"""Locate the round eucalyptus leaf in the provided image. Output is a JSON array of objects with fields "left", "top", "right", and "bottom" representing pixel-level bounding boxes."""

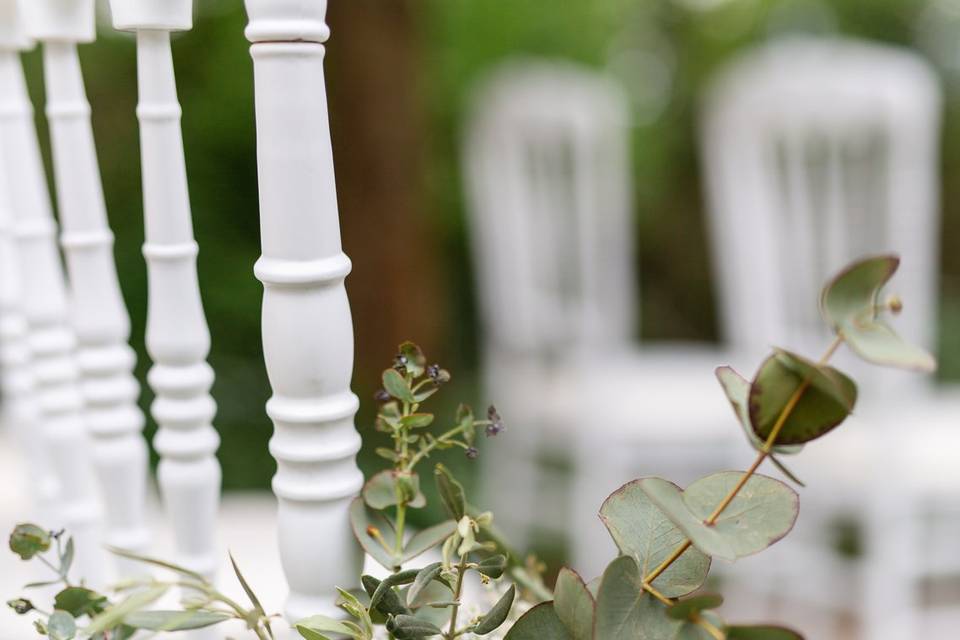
[
  {"left": 362, "top": 470, "right": 426, "bottom": 510},
  {"left": 503, "top": 602, "right": 571, "bottom": 640},
  {"left": 726, "top": 624, "right": 805, "bottom": 639},
  {"left": 599, "top": 481, "right": 711, "bottom": 596},
  {"left": 348, "top": 497, "right": 399, "bottom": 571},
  {"left": 53, "top": 587, "right": 108, "bottom": 618},
  {"left": 640, "top": 473, "right": 798, "bottom": 561},
  {"left": 666, "top": 593, "right": 723, "bottom": 620},
  {"left": 9, "top": 523, "right": 51, "bottom": 560},
  {"left": 820, "top": 255, "right": 935, "bottom": 372},
  {"left": 749, "top": 349, "right": 856, "bottom": 445},
  {"left": 715, "top": 367, "right": 803, "bottom": 456},
  {"left": 554, "top": 568, "right": 595, "bottom": 640},
  {"left": 594, "top": 556, "right": 681, "bottom": 640},
  {"left": 47, "top": 611, "right": 76, "bottom": 640}
]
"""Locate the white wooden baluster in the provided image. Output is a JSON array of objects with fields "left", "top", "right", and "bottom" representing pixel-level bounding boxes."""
[
  {"left": 2, "top": 0, "right": 103, "bottom": 582},
  {"left": 23, "top": 0, "right": 150, "bottom": 576},
  {"left": 106, "top": 0, "right": 222, "bottom": 580},
  {"left": 244, "top": 0, "right": 364, "bottom": 620}
]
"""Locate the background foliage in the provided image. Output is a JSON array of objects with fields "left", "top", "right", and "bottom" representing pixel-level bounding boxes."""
[{"left": 19, "top": 0, "right": 960, "bottom": 494}]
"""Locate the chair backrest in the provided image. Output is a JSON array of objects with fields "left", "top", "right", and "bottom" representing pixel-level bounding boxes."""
[
  {"left": 463, "top": 60, "right": 635, "bottom": 359},
  {"left": 701, "top": 37, "right": 942, "bottom": 378}
]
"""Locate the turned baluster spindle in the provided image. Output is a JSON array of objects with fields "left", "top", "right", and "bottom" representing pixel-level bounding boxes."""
[
  {"left": 25, "top": 0, "right": 150, "bottom": 575},
  {"left": 3, "top": 0, "right": 103, "bottom": 581},
  {"left": 108, "top": 0, "right": 222, "bottom": 580},
  {"left": 244, "top": 0, "right": 364, "bottom": 620}
]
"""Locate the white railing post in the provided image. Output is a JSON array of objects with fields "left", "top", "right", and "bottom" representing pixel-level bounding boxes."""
[
  {"left": 21, "top": 0, "right": 150, "bottom": 577},
  {"left": 108, "top": 0, "right": 222, "bottom": 580},
  {"left": 2, "top": 0, "right": 103, "bottom": 581},
  {"left": 244, "top": 0, "right": 364, "bottom": 620}
]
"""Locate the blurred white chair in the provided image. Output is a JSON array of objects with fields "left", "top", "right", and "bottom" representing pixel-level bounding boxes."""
[
  {"left": 463, "top": 60, "right": 738, "bottom": 579},
  {"left": 700, "top": 36, "right": 948, "bottom": 637}
]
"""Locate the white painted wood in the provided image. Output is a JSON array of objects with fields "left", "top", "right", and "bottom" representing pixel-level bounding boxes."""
[
  {"left": 244, "top": 0, "right": 364, "bottom": 621},
  {"left": 1, "top": 0, "right": 103, "bottom": 584},
  {"left": 701, "top": 36, "right": 941, "bottom": 394},
  {"left": 32, "top": 12, "right": 150, "bottom": 575},
  {"left": 105, "top": 0, "right": 221, "bottom": 581},
  {"left": 462, "top": 61, "right": 737, "bottom": 574}
]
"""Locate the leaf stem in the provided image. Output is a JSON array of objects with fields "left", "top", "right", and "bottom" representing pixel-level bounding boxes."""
[
  {"left": 642, "top": 336, "right": 844, "bottom": 588},
  {"left": 445, "top": 555, "right": 469, "bottom": 640},
  {"left": 406, "top": 423, "right": 469, "bottom": 471},
  {"left": 692, "top": 613, "right": 726, "bottom": 640}
]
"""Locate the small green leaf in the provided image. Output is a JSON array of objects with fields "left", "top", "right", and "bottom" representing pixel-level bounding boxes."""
[
  {"left": 503, "top": 602, "right": 571, "bottom": 640},
  {"left": 47, "top": 611, "right": 76, "bottom": 640},
  {"left": 124, "top": 610, "right": 232, "bottom": 631},
  {"left": 594, "top": 556, "right": 680, "bottom": 640},
  {"left": 9, "top": 524, "right": 51, "bottom": 560},
  {"left": 749, "top": 349, "right": 856, "bottom": 445},
  {"left": 402, "top": 520, "right": 458, "bottom": 564},
  {"left": 398, "top": 342, "right": 427, "bottom": 377},
  {"left": 553, "top": 568, "right": 594, "bottom": 640},
  {"left": 640, "top": 473, "right": 799, "bottom": 561},
  {"left": 59, "top": 537, "right": 75, "bottom": 577},
  {"left": 434, "top": 464, "right": 466, "bottom": 521},
  {"left": 376, "top": 447, "right": 399, "bottom": 462},
  {"left": 599, "top": 481, "right": 711, "bottom": 597},
  {"left": 407, "top": 563, "right": 443, "bottom": 607},
  {"left": 363, "top": 574, "right": 412, "bottom": 618},
  {"left": 385, "top": 613, "right": 443, "bottom": 638},
  {"left": 726, "top": 625, "right": 805, "bottom": 639},
  {"left": 53, "top": 587, "right": 108, "bottom": 618},
  {"left": 84, "top": 586, "right": 168, "bottom": 635},
  {"left": 456, "top": 404, "right": 476, "bottom": 445},
  {"left": 229, "top": 552, "right": 269, "bottom": 637},
  {"left": 716, "top": 366, "right": 803, "bottom": 456},
  {"left": 473, "top": 584, "right": 515, "bottom": 635},
  {"left": 383, "top": 368, "right": 415, "bottom": 403},
  {"left": 363, "top": 471, "right": 426, "bottom": 510},
  {"left": 348, "top": 497, "right": 399, "bottom": 571},
  {"left": 476, "top": 554, "right": 508, "bottom": 579},
  {"left": 401, "top": 413, "right": 435, "bottom": 429},
  {"left": 666, "top": 593, "right": 724, "bottom": 620},
  {"left": 106, "top": 546, "right": 208, "bottom": 583},
  {"left": 821, "top": 255, "right": 935, "bottom": 372},
  {"left": 295, "top": 614, "right": 357, "bottom": 640}
]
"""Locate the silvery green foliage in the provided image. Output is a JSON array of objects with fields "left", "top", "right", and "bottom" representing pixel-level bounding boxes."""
[
  {"left": 6, "top": 525, "right": 275, "bottom": 639},
  {"left": 8, "top": 256, "right": 933, "bottom": 640}
]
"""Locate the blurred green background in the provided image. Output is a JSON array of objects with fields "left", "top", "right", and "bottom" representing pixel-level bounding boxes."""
[{"left": 19, "top": 0, "right": 960, "bottom": 499}]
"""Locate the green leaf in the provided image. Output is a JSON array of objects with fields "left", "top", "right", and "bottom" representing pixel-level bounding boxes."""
[
  {"left": 749, "top": 349, "right": 856, "bottom": 445},
  {"left": 599, "top": 481, "right": 711, "bottom": 596},
  {"left": 456, "top": 404, "right": 476, "bottom": 445},
  {"left": 553, "top": 568, "right": 594, "bottom": 640},
  {"left": 666, "top": 594, "right": 724, "bottom": 620},
  {"left": 383, "top": 369, "right": 415, "bottom": 403},
  {"left": 84, "top": 586, "right": 168, "bottom": 635},
  {"left": 726, "top": 625, "right": 805, "bottom": 639},
  {"left": 402, "top": 520, "right": 458, "bottom": 564},
  {"left": 9, "top": 524, "right": 51, "bottom": 560},
  {"left": 504, "top": 602, "right": 572, "bottom": 640},
  {"left": 407, "top": 580, "right": 454, "bottom": 628},
  {"left": 106, "top": 546, "right": 208, "bottom": 583},
  {"left": 434, "top": 464, "right": 466, "bottom": 521},
  {"left": 362, "top": 575, "right": 411, "bottom": 618},
  {"left": 60, "top": 537, "right": 74, "bottom": 577},
  {"left": 821, "top": 255, "right": 935, "bottom": 372},
  {"left": 476, "top": 554, "right": 508, "bottom": 579},
  {"left": 124, "top": 610, "right": 232, "bottom": 631},
  {"left": 363, "top": 471, "right": 426, "bottom": 510},
  {"left": 639, "top": 473, "right": 799, "bottom": 561},
  {"left": 376, "top": 447, "right": 399, "bottom": 462},
  {"left": 401, "top": 414, "right": 435, "bottom": 429},
  {"left": 594, "top": 556, "right": 680, "bottom": 640},
  {"left": 473, "top": 584, "right": 515, "bottom": 635},
  {"left": 407, "top": 563, "right": 443, "bottom": 607},
  {"left": 715, "top": 366, "right": 803, "bottom": 456},
  {"left": 398, "top": 342, "right": 427, "bottom": 377},
  {"left": 349, "top": 497, "right": 399, "bottom": 571},
  {"left": 296, "top": 614, "right": 358, "bottom": 640},
  {"left": 47, "top": 611, "right": 76, "bottom": 640},
  {"left": 368, "top": 570, "right": 418, "bottom": 612},
  {"left": 53, "top": 587, "right": 108, "bottom": 618},
  {"left": 229, "top": 552, "right": 271, "bottom": 639},
  {"left": 385, "top": 613, "right": 443, "bottom": 638}
]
